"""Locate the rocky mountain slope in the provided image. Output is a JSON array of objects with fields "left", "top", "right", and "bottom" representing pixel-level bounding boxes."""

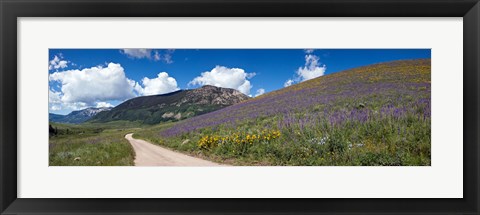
[
  {"left": 89, "top": 85, "right": 249, "bottom": 124},
  {"left": 49, "top": 107, "right": 112, "bottom": 124}
]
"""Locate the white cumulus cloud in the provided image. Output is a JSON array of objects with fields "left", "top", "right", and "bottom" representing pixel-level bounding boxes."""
[
  {"left": 65, "top": 102, "right": 88, "bottom": 111},
  {"left": 189, "top": 66, "right": 254, "bottom": 95},
  {"left": 49, "top": 63, "right": 137, "bottom": 106},
  {"left": 96, "top": 102, "right": 114, "bottom": 108},
  {"left": 121, "top": 49, "right": 174, "bottom": 64},
  {"left": 161, "top": 49, "right": 175, "bottom": 64},
  {"left": 49, "top": 89, "right": 62, "bottom": 104},
  {"left": 50, "top": 105, "right": 61, "bottom": 111},
  {"left": 139, "top": 72, "right": 179, "bottom": 96},
  {"left": 284, "top": 79, "right": 294, "bottom": 87},
  {"left": 254, "top": 88, "right": 265, "bottom": 97},
  {"left": 283, "top": 54, "right": 326, "bottom": 87},
  {"left": 121, "top": 49, "right": 152, "bottom": 59},
  {"left": 49, "top": 55, "right": 69, "bottom": 70},
  {"left": 49, "top": 62, "right": 182, "bottom": 113},
  {"left": 49, "top": 89, "right": 63, "bottom": 111},
  {"left": 304, "top": 49, "right": 315, "bottom": 54},
  {"left": 153, "top": 51, "right": 161, "bottom": 61},
  {"left": 297, "top": 54, "right": 326, "bottom": 81}
]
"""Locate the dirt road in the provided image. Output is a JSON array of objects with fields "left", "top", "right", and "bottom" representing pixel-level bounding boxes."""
[{"left": 125, "top": 133, "right": 221, "bottom": 166}]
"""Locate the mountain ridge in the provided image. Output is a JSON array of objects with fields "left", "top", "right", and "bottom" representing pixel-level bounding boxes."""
[
  {"left": 49, "top": 107, "right": 112, "bottom": 124},
  {"left": 89, "top": 85, "right": 249, "bottom": 124}
]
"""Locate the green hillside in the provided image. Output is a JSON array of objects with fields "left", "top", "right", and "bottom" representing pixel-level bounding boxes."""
[
  {"left": 89, "top": 85, "right": 249, "bottom": 124},
  {"left": 134, "top": 59, "right": 431, "bottom": 166}
]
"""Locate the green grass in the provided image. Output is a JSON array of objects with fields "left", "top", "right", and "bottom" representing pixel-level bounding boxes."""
[
  {"left": 49, "top": 121, "right": 142, "bottom": 166},
  {"left": 133, "top": 115, "right": 430, "bottom": 166}
]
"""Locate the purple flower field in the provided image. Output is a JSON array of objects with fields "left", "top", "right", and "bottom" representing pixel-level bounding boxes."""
[
  {"left": 162, "top": 60, "right": 430, "bottom": 135},
  {"left": 136, "top": 59, "right": 431, "bottom": 166}
]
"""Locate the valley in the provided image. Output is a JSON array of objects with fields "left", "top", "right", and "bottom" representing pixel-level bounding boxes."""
[{"left": 49, "top": 59, "right": 431, "bottom": 166}]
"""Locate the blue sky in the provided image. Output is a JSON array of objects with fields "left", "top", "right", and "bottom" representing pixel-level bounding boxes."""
[{"left": 48, "top": 49, "right": 430, "bottom": 115}]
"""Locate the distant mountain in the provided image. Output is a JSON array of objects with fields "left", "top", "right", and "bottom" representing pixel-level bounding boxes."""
[
  {"left": 49, "top": 107, "right": 112, "bottom": 124},
  {"left": 49, "top": 113, "right": 66, "bottom": 122},
  {"left": 89, "top": 85, "right": 249, "bottom": 124}
]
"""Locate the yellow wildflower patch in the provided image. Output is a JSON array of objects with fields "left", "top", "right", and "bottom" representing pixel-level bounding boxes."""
[{"left": 197, "top": 129, "right": 281, "bottom": 149}]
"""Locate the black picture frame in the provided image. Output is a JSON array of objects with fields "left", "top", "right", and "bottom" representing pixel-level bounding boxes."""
[{"left": 1, "top": 0, "right": 479, "bottom": 214}]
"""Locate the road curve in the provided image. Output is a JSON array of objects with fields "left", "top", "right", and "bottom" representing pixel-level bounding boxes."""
[{"left": 125, "top": 133, "right": 222, "bottom": 166}]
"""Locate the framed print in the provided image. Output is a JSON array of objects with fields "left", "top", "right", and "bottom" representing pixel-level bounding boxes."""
[{"left": 1, "top": 0, "right": 479, "bottom": 214}]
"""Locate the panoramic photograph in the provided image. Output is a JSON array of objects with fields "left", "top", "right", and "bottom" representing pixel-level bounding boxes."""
[{"left": 48, "top": 49, "right": 431, "bottom": 166}]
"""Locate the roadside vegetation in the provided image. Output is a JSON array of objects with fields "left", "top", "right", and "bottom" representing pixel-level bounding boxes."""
[{"left": 49, "top": 121, "right": 142, "bottom": 166}]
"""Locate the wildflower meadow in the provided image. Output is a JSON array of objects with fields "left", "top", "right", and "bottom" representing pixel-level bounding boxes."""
[{"left": 134, "top": 59, "right": 431, "bottom": 166}]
